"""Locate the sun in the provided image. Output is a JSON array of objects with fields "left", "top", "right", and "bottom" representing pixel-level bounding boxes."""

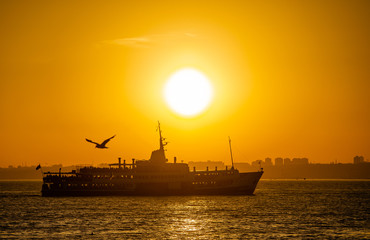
[{"left": 164, "top": 68, "right": 214, "bottom": 117}]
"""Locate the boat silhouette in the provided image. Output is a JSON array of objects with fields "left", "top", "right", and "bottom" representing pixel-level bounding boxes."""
[{"left": 41, "top": 122, "right": 263, "bottom": 196}]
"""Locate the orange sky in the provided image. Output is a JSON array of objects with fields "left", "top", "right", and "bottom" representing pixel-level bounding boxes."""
[{"left": 0, "top": 0, "right": 369, "bottom": 167}]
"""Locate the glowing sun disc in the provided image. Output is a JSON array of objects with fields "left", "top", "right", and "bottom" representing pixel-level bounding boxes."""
[{"left": 164, "top": 68, "right": 213, "bottom": 117}]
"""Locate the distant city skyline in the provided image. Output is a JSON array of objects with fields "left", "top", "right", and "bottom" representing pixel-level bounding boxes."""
[{"left": 4, "top": 155, "right": 367, "bottom": 169}]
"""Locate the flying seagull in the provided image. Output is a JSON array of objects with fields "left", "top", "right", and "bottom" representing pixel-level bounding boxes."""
[{"left": 86, "top": 135, "right": 115, "bottom": 149}]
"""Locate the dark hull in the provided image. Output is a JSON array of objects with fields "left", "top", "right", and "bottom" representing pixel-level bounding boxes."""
[{"left": 42, "top": 172, "right": 263, "bottom": 197}]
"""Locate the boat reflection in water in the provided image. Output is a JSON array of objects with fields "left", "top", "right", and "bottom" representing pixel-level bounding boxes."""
[{"left": 41, "top": 122, "right": 263, "bottom": 197}]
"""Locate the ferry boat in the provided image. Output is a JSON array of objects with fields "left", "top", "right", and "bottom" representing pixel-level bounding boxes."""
[{"left": 41, "top": 123, "right": 263, "bottom": 196}]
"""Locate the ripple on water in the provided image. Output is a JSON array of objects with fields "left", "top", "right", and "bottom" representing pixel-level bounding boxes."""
[{"left": 0, "top": 180, "right": 369, "bottom": 239}]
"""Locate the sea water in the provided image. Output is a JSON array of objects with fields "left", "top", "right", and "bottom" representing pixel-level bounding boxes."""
[{"left": 0, "top": 180, "right": 369, "bottom": 239}]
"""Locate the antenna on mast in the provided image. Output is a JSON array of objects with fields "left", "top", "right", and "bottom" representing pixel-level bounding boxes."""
[
  {"left": 150, "top": 121, "right": 168, "bottom": 164},
  {"left": 158, "top": 121, "right": 163, "bottom": 150},
  {"left": 157, "top": 121, "right": 167, "bottom": 150},
  {"left": 228, "top": 136, "right": 234, "bottom": 170}
]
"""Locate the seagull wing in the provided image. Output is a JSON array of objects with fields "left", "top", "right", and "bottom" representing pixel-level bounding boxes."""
[
  {"left": 86, "top": 138, "right": 99, "bottom": 145},
  {"left": 101, "top": 135, "right": 115, "bottom": 146}
]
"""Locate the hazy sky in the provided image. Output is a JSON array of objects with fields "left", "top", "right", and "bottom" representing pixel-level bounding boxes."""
[{"left": 0, "top": 0, "right": 369, "bottom": 167}]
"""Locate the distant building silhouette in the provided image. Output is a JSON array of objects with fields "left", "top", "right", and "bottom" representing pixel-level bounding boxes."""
[
  {"left": 291, "top": 158, "right": 309, "bottom": 165},
  {"left": 265, "top": 158, "right": 273, "bottom": 166},
  {"left": 275, "top": 158, "right": 284, "bottom": 166},
  {"left": 251, "top": 160, "right": 263, "bottom": 168},
  {"left": 234, "top": 162, "right": 251, "bottom": 170},
  {"left": 284, "top": 158, "right": 291, "bottom": 166},
  {"left": 354, "top": 156, "right": 365, "bottom": 164}
]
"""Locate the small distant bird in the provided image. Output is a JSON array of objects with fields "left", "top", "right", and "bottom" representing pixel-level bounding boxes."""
[{"left": 86, "top": 135, "right": 115, "bottom": 149}]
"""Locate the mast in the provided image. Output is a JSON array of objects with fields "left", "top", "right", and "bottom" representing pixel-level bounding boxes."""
[
  {"left": 228, "top": 136, "right": 234, "bottom": 170},
  {"left": 149, "top": 121, "right": 168, "bottom": 163},
  {"left": 158, "top": 121, "right": 165, "bottom": 150}
]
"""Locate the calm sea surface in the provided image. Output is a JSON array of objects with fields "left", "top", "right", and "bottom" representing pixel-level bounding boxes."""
[{"left": 0, "top": 180, "right": 369, "bottom": 239}]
